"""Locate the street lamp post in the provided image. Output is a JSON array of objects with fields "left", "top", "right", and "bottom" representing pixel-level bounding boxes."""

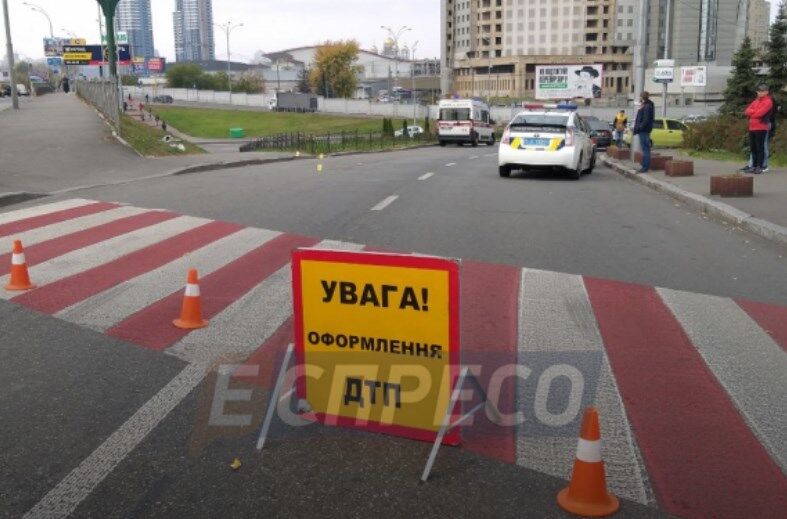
[
  {"left": 23, "top": 2, "right": 53, "bottom": 38},
  {"left": 380, "top": 25, "right": 411, "bottom": 97},
  {"left": 481, "top": 37, "right": 492, "bottom": 103},
  {"left": 2, "top": 0, "right": 18, "bottom": 109},
  {"left": 411, "top": 40, "right": 419, "bottom": 125},
  {"left": 214, "top": 21, "right": 243, "bottom": 100}
]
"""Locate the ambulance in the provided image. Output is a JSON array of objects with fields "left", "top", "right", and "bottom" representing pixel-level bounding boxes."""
[{"left": 437, "top": 98, "right": 495, "bottom": 147}]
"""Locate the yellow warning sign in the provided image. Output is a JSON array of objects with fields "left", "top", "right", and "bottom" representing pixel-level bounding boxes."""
[{"left": 292, "top": 249, "right": 460, "bottom": 443}]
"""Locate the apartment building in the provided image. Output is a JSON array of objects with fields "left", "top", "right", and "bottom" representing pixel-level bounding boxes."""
[
  {"left": 174, "top": 0, "right": 215, "bottom": 62},
  {"left": 444, "top": 0, "right": 633, "bottom": 100},
  {"left": 115, "top": 0, "right": 155, "bottom": 59},
  {"left": 747, "top": 0, "right": 771, "bottom": 52}
]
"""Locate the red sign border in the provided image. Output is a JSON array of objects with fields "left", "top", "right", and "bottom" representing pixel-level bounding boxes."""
[{"left": 291, "top": 248, "right": 461, "bottom": 444}]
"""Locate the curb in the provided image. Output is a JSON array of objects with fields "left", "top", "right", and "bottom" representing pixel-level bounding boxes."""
[
  {"left": 0, "top": 192, "right": 47, "bottom": 208},
  {"left": 600, "top": 155, "right": 787, "bottom": 248}
]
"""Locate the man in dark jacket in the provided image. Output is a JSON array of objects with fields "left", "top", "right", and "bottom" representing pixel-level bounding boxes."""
[{"left": 632, "top": 91, "right": 655, "bottom": 173}]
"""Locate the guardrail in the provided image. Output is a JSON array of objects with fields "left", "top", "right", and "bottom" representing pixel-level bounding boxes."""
[
  {"left": 76, "top": 80, "right": 121, "bottom": 130},
  {"left": 240, "top": 131, "right": 435, "bottom": 154}
]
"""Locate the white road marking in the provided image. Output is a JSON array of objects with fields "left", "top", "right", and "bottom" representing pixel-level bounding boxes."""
[
  {"left": 469, "top": 156, "right": 479, "bottom": 160},
  {"left": 418, "top": 172, "right": 435, "bottom": 181},
  {"left": 0, "top": 216, "right": 210, "bottom": 298},
  {"left": 57, "top": 228, "right": 281, "bottom": 331},
  {"left": 0, "top": 206, "right": 150, "bottom": 253},
  {"left": 23, "top": 362, "right": 207, "bottom": 519},
  {"left": 445, "top": 162, "right": 456, "bottom": 167},
  {"left": 0, "top": 198, "right": 96, "bottom": 226},
  {"left": 658, "top": 288, "right": 787, "bottom": 472},
  {"left": 370, "top": 195, "right": 399, "bottom": 211},
  {"left": 25, "top": 238, "right": 364, "bottom": 519},
  {"left": 516, "top": 268, "right": 653, "bottom": 505}
]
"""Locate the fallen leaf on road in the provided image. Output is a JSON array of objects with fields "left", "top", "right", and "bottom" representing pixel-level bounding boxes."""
[{"left": 230, "top": 458, "right": 242, "bottom": 470}]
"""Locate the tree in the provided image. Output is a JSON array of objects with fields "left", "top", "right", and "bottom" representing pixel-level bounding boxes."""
[
  {"left": 720, "top": 37, "right": 758, "bottom": 116},
  {"left": 166, "top": 63, "right": 204, "bottom": 88},
  {"left": 235, "top": 71, "right": 266, "bottom": 94},
  {"left": 120, "top": 75, "right": 139, "bottom": 86},
  {"left": 297, "top": 67, "right": 312, "bottom": 93},
  {"left": 764, "top": 2, "right": 787, "bottom": 99},
  {"left": 309, "top": 40, "right": 363, "bottom": 98}
]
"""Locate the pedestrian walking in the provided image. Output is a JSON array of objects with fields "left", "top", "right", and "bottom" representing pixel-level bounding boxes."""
[
  {"left": 145, "top": 93, "right": 150, "bottom": 104},
  {"left": 632, "top": 91, "right": 655, "bottom": 173},
  {"left": 60, "top": 76, "right": 70, "bottom": 94},
  {"left": 743, "top": 84, "right": 774, "bottom": 175},
  {"left": 613, "top": 110, "right": 627, "bottom": 148}
]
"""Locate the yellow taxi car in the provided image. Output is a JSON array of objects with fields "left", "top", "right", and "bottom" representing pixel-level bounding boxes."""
[{"left": 624, "top": 118, "right": 688, "bottom": 148}]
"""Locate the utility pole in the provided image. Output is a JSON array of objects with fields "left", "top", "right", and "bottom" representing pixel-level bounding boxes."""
[
  {"left": 97, "top": 4, "right": 105, "bottom": 78},
  {"left": 2, "top": 0, "right": 18, "bottom": 109},
  {"left": 662, "top": 0, "right": 672, "bottom": 117},
  {"left": 631, "top": 0, "right": 649, "bottom": 160}
]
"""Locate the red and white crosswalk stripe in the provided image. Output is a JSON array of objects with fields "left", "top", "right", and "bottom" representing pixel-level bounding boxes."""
[{"left": 3, "top": 199, "right": 785, "bottom": 519}]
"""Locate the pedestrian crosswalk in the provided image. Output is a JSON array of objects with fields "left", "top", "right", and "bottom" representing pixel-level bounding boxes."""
[{"left": 3, "top": 198, "right": 786, "bottom": 519}]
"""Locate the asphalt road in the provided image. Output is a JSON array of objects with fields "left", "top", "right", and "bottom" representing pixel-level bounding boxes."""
[
  {"left": 61, "top": 145, "right": 787, "bottom": 306},
  {"left": 4, "top": 145, "right": 785, "bottom": 518}
]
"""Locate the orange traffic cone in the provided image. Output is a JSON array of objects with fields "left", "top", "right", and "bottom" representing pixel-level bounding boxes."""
[
  {"left": 173, "top": 268, "right": 208, "bottom": 329},
  {"left": 5, "top": 240, "right": 36, "bottom": 291},
  {"left": 557, "top": 407, "right": 620, "bottom": 517}
]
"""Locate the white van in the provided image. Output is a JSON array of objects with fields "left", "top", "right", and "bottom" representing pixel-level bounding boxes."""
[
  {"left": 437, "top": 98, "right": 495, "bottom": 147},
  {"left": 16, "top": 83, "right": 29, "bottom": 96}
]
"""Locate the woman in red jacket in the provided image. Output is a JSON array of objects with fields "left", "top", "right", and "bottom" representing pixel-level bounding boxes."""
[{"left": 744, "top": 84, "right": 774, "bottom": 174}]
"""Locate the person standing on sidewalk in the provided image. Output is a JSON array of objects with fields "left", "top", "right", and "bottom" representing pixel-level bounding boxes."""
[
  {"left": 743, "top": 84, "right": 774, "bottom": 175},
  {"left": 613, "top": 110, "right": 628, "bottom": 148},
  {"left": 632, "top": 91, "right": 655, "bottom": 173},
  {"left": 743, "top": 88, "right": 778, "bottom": 173}
]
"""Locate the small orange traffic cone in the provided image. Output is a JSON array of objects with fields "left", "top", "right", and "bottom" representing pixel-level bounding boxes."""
[
  {"left": 5, "top": 240, "right": 36, "bottom": 291},
  {"left": 173, "top": 268, "right": 208, "bottom": 329},
  {"left": 557, "top": 407, "right": 620, "bottom": 517}
]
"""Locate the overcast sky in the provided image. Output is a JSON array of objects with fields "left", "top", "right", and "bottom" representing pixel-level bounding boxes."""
[{"left": 1, "top": 0, "right": 440, "bottom": 62}]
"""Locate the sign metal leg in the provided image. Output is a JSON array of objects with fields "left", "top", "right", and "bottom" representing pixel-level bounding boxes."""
[{"left": 256, "top": 343, "right": 295, "bottom": 452}]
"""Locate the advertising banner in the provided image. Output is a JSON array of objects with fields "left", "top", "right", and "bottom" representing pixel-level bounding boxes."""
[
  {"left": 680, "top": 66, "right": 708, "bottom": 87},
  {"left": 535, "top": 64, "right": 603, "bottom": 99},
  {"left": 63, "top": 45, "right": 131, "bottom": 66}
]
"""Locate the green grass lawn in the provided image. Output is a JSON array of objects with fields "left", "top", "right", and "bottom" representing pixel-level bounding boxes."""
[
  {"left": 682, "top": 148, "right": 787, "bottom": 168},
  {"left": 151, "top": 106, "right": 408, "bottom": 139},
  {"left": 120, "top": 115, "right": 205, "bottom": 157}
]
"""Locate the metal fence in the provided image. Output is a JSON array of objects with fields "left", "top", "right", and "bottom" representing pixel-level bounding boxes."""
[
  {"left": 240, "top": 130, "right": 435, "bottom": 154},
  {"left": 76, "top": 80, "right": 121, "bottom": 129}
]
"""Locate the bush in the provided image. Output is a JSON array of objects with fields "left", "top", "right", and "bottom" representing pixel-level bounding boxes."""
[{"left": 682, "top": 116, "right": 749, "bottom": 153}]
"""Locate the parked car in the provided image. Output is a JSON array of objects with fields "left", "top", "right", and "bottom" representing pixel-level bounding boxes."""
[
  {"left": 498, "top": 103, "right": 596, "bottom": 180},
  {"left": 624, "top": 118, "right": 688, "bottom": 148},
  {"left": 0, "top": 84, "right": 9, "bottom": 97},
  {"left": 681, "top": 114, "right": 708, "bottom": 124},
  {"left": 587, "top": 119, "right": 614, "bottom": 150},
  {"left": 394, "top": 125, "right": 425, "bottom": 138},
  {"left": 152, "top": 94, "right": 174, "bottom": 103},
  {"left": 16, "top": 83, "right": 29, "bottom": 96}
]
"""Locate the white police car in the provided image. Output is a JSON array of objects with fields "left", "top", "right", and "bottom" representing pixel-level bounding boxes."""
[{"left": 498, "top": 103, "right": 596, "bottom": 180}]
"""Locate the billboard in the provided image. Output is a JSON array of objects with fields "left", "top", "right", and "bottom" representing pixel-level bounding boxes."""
[
  {"left": 63, "top": 45, "right": 131, "bottom": 66},
  {"left": 680, "top": 66, "right": 708, "bottom": 87},
  {"left": 535, "top": 64, "right": 603, "bottom": 100},
  {"left": 147, "top": 57, "right": 165, "bottom": 72}
]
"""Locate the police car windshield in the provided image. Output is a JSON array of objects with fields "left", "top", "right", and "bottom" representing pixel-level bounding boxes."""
[
  {"left": 509, "top": 114, "right": 568, "bottom": 132},
  {"left": 440, "top": 108, "right": 471, "bottom": 121}
]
